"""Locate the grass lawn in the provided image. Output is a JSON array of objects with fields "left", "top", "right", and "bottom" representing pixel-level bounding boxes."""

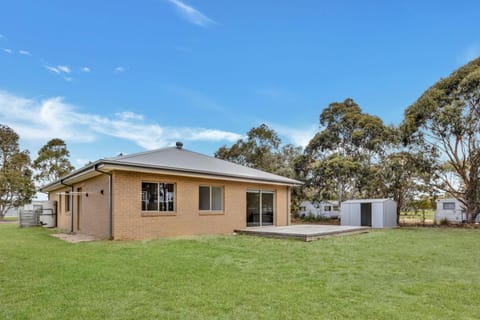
[
  {"left": 1, "top": 216, "right": 18, "bottom": 221},
  {"left": 1, "top": 225, "right": 479, "bottom": 319}
]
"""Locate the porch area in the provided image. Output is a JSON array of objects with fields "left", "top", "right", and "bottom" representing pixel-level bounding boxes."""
[{"left": 235, "top": 224, "right": 369, "bottom": 242}]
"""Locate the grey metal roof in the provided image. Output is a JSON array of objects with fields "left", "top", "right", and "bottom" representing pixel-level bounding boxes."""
[
  {"left": 342, "top": 199, "right": 395, "bottom": 204},
  {"left": 40, "top": 146, "right": 303, "bottom": 191},
  {"left": 104, "top": 146, "right": 302, "bottom": 185}
]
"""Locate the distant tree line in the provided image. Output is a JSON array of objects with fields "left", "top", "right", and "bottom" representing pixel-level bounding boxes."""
[{"left": 216, "top": 57, "right": 480, "bottom": 222}]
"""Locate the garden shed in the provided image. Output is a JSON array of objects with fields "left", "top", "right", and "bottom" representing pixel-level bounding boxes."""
[{"left": 341, "top": 199, "right": 397, "bottom": 228}]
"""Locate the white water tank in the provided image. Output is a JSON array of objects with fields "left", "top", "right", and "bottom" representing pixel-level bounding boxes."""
[{"left": 38, "top": 201, "right": 57, "bottom": 228}]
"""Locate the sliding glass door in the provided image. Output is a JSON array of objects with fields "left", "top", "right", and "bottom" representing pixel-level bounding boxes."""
[{"left": 246, "top": 190, "right": 274, "bottom": 227}]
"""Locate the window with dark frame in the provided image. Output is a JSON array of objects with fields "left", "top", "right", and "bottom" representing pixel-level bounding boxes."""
[
  {"left": 443, "top": 202, "right": 455, "bottom": 210},
  {"left": 65, "top": 192, "right": 70, "bottom": 212},
  {"left": 199, "top": 186, "right": 224, "bottom": 211},
  {"left": 142, "top": 182, "right": 175, "bottom": 212}
]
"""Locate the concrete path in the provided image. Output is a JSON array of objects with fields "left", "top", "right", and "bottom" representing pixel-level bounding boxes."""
[{"left": 52, "top": 233, "right": 98, "bottom": 243}]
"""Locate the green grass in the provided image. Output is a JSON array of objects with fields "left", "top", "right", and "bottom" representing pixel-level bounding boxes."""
[
  {"left": 1, "top": 216, "right": 18, "bottom": 221},
  {"left": 1, "top": 225, "right": 479, "bottom": 319}
]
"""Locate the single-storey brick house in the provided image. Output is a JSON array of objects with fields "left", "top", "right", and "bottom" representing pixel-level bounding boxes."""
[{"left": 40, "top": 143, "right": 302, "bottom": 240}]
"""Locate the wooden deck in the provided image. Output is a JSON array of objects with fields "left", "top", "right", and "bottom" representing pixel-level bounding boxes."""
[{"left": 235, "top": 224, "right": 369, "bottom": 242}]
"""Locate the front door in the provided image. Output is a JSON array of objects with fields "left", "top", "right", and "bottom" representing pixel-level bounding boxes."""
[{"left": 246, "top": 190, "right": 274, "bottom": 227}]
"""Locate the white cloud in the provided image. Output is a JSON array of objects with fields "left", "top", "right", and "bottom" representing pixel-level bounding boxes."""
[
  {"left": 57, "top": 65, "right": 71, "bottom": 73},
  {"left": 166, "top": 0, "right": 217, "bottom": 28},
  {"left": 0, "top": 90, "right": 242, "bottom": 150},
  {"left": 114, "top": 66, "right": 126, "bottom": 73},
  {"left": 18, "top": 50, "right": 31, "bottom": 56},
  {"left": 76, "top": 158, "right": 92, "bottom": 167},
  {"left": 2, "top": 48, "right": 12, "bottom": 54},
  {"left": 44, "top": 65, "right": 73, "bottom": 81},
  {"left": 269, "top": 123, "right": 317, "bottom": 148},
  {"left": 0, "top": 91, "right": 94, "bottom": 142},
  {"left": 44, "top": 65, "right": 61, "bottom": 74},
  {"left": 44, "top": 65, "right": 71, "bottom": 74},
  {"left": 81, "top": 67, "right": 90, "bottom": 73},
  {"left": 115, "top": 111, "right": 144, "bottom": 121}
]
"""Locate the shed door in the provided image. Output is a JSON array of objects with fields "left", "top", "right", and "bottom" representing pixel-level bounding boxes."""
[{"left": 361, "top": 203, "right": 372, "bottom": 227}]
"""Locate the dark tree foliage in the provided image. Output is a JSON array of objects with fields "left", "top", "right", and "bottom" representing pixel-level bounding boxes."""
[
  {"left": 33, "top": 138, "right": 74, "bottom": 185},
  {"left": 304, "top": 98, "right": 393, "bottom": 203},
  {"left": 0, "top": 125, "right": 35, "bottom": 218},
  {"left": 215, "top": 124, "right": 301, "bottom": 177},
  {"left": 402, "top": 57, "right": 480, "bottom": 221}
]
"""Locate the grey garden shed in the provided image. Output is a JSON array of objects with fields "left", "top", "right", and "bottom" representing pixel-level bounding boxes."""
[{"left": 341, "top": 199, "right": 397, "bottom": 228}]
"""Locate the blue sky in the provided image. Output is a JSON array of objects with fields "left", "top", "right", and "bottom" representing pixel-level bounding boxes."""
[{"left": 1, "top": 0, "right": 479, "bottom": 168}]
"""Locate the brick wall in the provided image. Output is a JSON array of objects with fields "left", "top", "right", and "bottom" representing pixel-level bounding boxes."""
[
  {"left": 48, "top": 174, "right": 110, "bottom": 239},
  {"left": 112, "top": 171, "right": 290, "bottom": 240}
]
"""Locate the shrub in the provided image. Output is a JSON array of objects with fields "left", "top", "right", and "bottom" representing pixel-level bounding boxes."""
[{"left": 439, "top": 218, "right": 450, "bottom": 226}]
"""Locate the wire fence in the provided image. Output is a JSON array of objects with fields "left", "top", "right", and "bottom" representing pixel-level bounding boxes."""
[{"left": 399, "top": 211, "right": 435, "bottom": 226}]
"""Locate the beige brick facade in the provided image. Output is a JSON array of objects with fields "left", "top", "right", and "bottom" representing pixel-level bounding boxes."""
[
  {"left": 49, "top": 170, "right": 291, "bottom": 240},
  {"left": 49, "top": 174, "right": 110, "bottom": 239}
]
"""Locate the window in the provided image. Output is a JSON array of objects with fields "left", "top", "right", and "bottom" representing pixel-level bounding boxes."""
[
  {"left": 324, "top": 205, "right": 332, "bottom": 212},
  {"left": 199, "top": 186, "right": 224, "bottom": 211},
  {"left": 65, "top": 192, "right": 70, "bottom": 212},
  {"left": 443, "top": 202, "right": 455, "bottom": 210},
  {"left": 142, "top": 182, "right": 175, "bottom": 212}
]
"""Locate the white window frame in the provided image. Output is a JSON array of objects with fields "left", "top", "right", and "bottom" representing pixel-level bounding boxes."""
[{"left": 199, "top": 185, "right": 224, "bottom": 212}]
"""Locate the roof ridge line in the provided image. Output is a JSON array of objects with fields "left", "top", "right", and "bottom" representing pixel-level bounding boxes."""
[{"left": 109, "top": 146, "right": 177, "bottom": 160}]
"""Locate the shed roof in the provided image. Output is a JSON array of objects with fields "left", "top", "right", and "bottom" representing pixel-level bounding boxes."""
[
  {"left": 342, "top": 198, "right": 395, "bottom": 204},
  {"left": 41, "top": 146, "right": 303, "bottom": 192}
]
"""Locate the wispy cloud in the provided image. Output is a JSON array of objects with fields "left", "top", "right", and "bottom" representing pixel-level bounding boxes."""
[
  {"left": 44, "top": 65, "right": 73, "bottom": 81},
  {"left": 0, "top": 91, "right": 94, "bottom": 142},
  {"left": 115, "top": 111, "right": 144, "bottom": 121},
  {"left": 81, "top": 67, "right": 90, "bottom": 73},
  {"left": 2, "top": 48, "right": 12, "bottom": 54},
  {"left": 268, "top": 122, "right": 317, "bottom": 148},
  {"left": 18, "top": 50, "right": 31, "bottom": 56},
  {"left": 44, "top": 65, "right": 61, "bottom": 74},
  {"left": 166, "top": 0, "right": 217, "bottom": 28},
  {"left": 114, "top": 66, "right": 126, "bottom": 73},
  {"left": 76, "top": 158, "right": 92, "bottom": 167},
  {"left": 458, "top": 43, "right": 480, "bottom": 64},
  {"left": 57, "top": 65, "right": 71, "bottom": 73},
  {"left": 0, "top": 90, "right": 242, "bottom": 150},
  {"left": 44, "top": 65, "right": 71, "bottom": 74}
]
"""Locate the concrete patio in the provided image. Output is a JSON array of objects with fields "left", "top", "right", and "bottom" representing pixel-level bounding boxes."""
[{"left": 235, "top": 224, "right": 369, "bottom": 242}]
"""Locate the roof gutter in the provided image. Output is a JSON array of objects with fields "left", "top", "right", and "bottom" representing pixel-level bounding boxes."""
[
  {"left": 94, "top": 164, "right": 113, "bottom": 240},
  {"left": 40, "top": 161, "right": 102, "bottom": 192},
  {"left": 98, "top": 162, "right": 304, "bottom": 187},
  {"left": 60, "top": 179, "right": 74, "bottom": 233}
]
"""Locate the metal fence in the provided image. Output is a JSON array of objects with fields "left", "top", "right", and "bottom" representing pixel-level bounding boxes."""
[{"left": 18, "top": 206, "right": 42, "bottom": 228}]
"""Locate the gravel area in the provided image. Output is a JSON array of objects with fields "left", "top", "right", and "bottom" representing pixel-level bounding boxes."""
[{"left": 52, "top": 233, "right": 98, "bottom": 243}]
